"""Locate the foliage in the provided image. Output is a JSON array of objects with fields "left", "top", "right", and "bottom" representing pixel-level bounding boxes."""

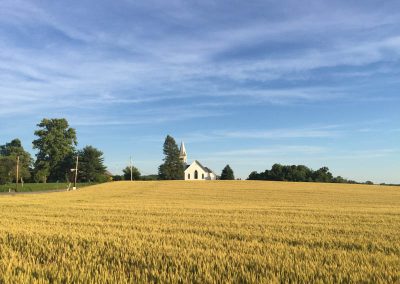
[
  {"left": 0, "top": 139, "right": 32, "bottom": 184},
  {"left": 0, "top": 181, "right": 399, "bottom": 282},
  {"left": 0, "top": 182, "right": 95, "bottom": 193},
  {"left": 122, "top": 166, "right": 141, "bottom": 180},
  {"left": 0, "top": 156, "right": 15, "bottom": 184},
  {"left": 112, "top": 175, "right": 124, "bottom": 181},
  {"left": 220, "top": 164, "right": 235, "bottom": 180},
  {"left": 158, "top": 135, "right": 184, "bottom": 180},
  {"left": 34, "top": 167, "right": 50, "bottom": 183},
  {"left": 78, "top": 146, "right": 107, "bottom": 182},
  {"left": 248, "top": 163, "right": 358, "bottom": 183},
  {"left": 33, "top": 118, "right": 77, "bottom": 182},
  {"left": 140, "top": 174, "right": 159, "bottom": 181}
]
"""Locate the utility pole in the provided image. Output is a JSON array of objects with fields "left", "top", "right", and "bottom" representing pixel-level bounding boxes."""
[
  {"left": 16, "top": 156, "right": 19, "bottom": 192},
  {"left": 73, "top": 155, "right": 79, "bottom": 190},
  {"left": 130, "top": 156, "right": 133, "bottom": 181}
]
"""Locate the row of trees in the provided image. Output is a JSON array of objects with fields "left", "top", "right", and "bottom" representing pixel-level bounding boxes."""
[
  {"left": 0, "top": 118, "right": 108, "bottom": 185},
  {"left": 248, "top": 164, "right": 364, "bottom": 184}
]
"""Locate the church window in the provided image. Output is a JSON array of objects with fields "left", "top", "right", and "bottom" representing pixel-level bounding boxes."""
[
  {"left": 202, "top": 173, "right": 204, "bottom": 179},
  {"left": 194, "top": 170, "right": 198, "bottom": 179},
  {"left": 188, "top": 174, "right": 190, "bottom": 179}
]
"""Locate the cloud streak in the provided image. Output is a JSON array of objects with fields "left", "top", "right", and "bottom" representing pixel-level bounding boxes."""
[{"left": 1, "top": 0, "right": 400, "bottom": 121}]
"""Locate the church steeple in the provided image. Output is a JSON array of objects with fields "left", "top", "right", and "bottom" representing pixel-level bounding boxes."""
[{"left": 179, "top": 141, "right": 187, "bottom": 164}]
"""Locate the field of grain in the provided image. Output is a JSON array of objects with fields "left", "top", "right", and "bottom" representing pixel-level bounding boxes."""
[{"left": 0, "top": 181, "right": 399, "bottom": 283}]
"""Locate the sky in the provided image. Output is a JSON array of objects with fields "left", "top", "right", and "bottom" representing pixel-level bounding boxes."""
[{"left": 0, "top": 0, "right": 399, "bottom": 183}]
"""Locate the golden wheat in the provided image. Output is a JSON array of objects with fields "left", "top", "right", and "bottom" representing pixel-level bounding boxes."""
[{"left": 0, "top": 181, "right": 399, "bottom": 283}]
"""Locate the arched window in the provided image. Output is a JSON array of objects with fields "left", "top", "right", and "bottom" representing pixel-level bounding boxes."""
[
  {"left": 188, "top": 174, "right": 190, "bottom": 180},
  {"left": 202, "top": 173, "right": 205, "bottom": 179},
  {"left": 194, "top": 170, "right": 198, "bottom": 179}
]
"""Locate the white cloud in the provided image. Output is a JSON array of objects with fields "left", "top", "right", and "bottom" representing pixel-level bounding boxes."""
[
  {"left": 1, "top": 0, "right": 399, "bottom": 124},
  {"left": 215, "top": 146, "right": 327, "bottom": 157}
]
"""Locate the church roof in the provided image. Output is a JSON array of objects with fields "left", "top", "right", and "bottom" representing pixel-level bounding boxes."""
[
  {"left": 194, "top": 160, "right": 208, "bottom": 172},
  {"left": 185, "top": 160, "right": 215, "bottom": 174},
  {"left": 204, "top": 167, "right": 214, "bottom": 174}
]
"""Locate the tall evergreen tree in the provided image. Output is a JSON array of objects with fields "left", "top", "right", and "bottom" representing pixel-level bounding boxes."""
[
  {"left": 33, "top": 118, "right": 77, "bottom": 182},
  {"left": 220, "top": 165, "right": 235, "bottom": 180},
  {"left": 78, "top": 146, "right": 107, "bottom": 182},
  {"left": 158, "top": 135, "right": 184, "bottom": 180}
]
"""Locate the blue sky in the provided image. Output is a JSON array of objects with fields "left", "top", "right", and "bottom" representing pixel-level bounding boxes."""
[{"left": 0, "top": 0, "right": 399, "bottom": 183}]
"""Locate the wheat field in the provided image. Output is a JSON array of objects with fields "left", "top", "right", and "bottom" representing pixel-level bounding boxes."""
[{"left": 0, "top": 181, "right": 399, "bottom": 283}]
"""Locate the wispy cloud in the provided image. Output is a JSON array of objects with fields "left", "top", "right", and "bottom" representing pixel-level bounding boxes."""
[
  {"left": 310, "top": 149, "right": 399, "bottom": 161},
  {"left": 214, "top": 145, "right": 327, "bottom": 157},
  {"left": 1, "top": 0, "right": 400, "bottom": 122},
  {"left": 217, "top": 127, "right": 340, "bottom": 139}
]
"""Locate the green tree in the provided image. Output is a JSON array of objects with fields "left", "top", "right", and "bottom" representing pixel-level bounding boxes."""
[
  {"left": 313, "top": 167, "right": 333, "bottom": 183},
  {"left": 248, "top": 171, "right": 261, "bottom": 180},
  {"left": 0, "top": 156, "right": 14, "bottom": 184},
  {"left": 78, "top": 146, "right": 107, "bottom": 182},
  {"left": 158, "top": 135, "right": 184, "bottom": 180},
  {"left": 34, "top": 167, "right": 50, "bottom": 183},
  {"left": 220, "top": 165, "right": 235, "bottom": 180},
  {"left": 123, "top": 166, "right": 141, "bottom": 180},
  {"left": 33, "top": 118, "right": 77, "bottom": 182},
  {"left": 270, "top": 164, "right": 284, "bottom": 181},
  {"left": 0, "top": 139, "right": 32, "bottom": 183}
]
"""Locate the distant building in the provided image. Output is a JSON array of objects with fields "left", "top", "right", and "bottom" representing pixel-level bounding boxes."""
[{"left": 179, "top": 142, "right": 217, "bottom": 180}]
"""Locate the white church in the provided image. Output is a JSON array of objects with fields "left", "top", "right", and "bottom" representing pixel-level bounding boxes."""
[{"left": 179, "top": 142, "right": 217, "bottom": 180}]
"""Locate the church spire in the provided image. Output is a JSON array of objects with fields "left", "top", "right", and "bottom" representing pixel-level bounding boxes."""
[{"left": 179, "top": 141, "right": 187, "bottom": 164}]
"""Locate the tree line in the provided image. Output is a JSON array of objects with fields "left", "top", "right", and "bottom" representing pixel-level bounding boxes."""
[
  {"left": 7, "top": 124, "right": 373, "bottom": 185},
  {"left": 248, "top": 164, "right": 373, "bottom": 184},
  {"left": 0, "top": 118, "right": 108, "bottom": 185}
]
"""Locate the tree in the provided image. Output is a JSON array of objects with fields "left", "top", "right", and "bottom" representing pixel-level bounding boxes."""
[
  {"left": 33, "top": 118, "right": 77, "bottom": 182},
  {"left": 248, "top": 171, "right": 261, "bottom": 180},
  {"left": 78, "top": 146, "right": 107, "bottom": 182},
  {"left": 34, "top": 167, "right": 50, "bottom": 183},
  {"left": 123, "top": 166, "right": 141, "bottom": 180},
  {"left": 247, "top": 164, "right": 350, "bottom": 183},
  {"left": 270, "top": 164, "right": 284, "bottom": 181},
  {"left": 220, "top": 165, "right": 235, "bottom": 180},
  {"left": 0, "top": 156, "right": 14, "bottom": 185},
  {"left": 158, "top": 135, "right": 184, "bottom": 180},
  {"left": 0, "top": 139, "right": 32, "bottom": 184},
  {"left": 313, "top": 167, "right": 333, "bottom": 183}
]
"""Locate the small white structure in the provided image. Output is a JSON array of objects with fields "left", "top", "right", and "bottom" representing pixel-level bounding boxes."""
[
  {"left": 179, "top": 142, "right": 217, "bottom": 180},
  {"left": 179, "top": 141, "right": 188, "bottom": 164}
]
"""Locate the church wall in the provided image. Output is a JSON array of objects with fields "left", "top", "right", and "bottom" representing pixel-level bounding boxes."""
[
  {"left": 185, "top": 162, "right": 207, "bottom": 180},
  {"left": 184, "top": 162, "right": 217, "bottom": 180}
]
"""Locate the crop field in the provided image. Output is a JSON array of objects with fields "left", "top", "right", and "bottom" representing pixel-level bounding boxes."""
[{"left": 0, "top": 181, "right": 399, "bottom": 283}]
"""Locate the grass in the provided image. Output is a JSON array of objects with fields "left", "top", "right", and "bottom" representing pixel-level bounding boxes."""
[
  {"left": 0, "top": 181, "right": 399, "bottom": 282},
  {"left": 0, "top": 182, "right": 95, "bottom": 193}
]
